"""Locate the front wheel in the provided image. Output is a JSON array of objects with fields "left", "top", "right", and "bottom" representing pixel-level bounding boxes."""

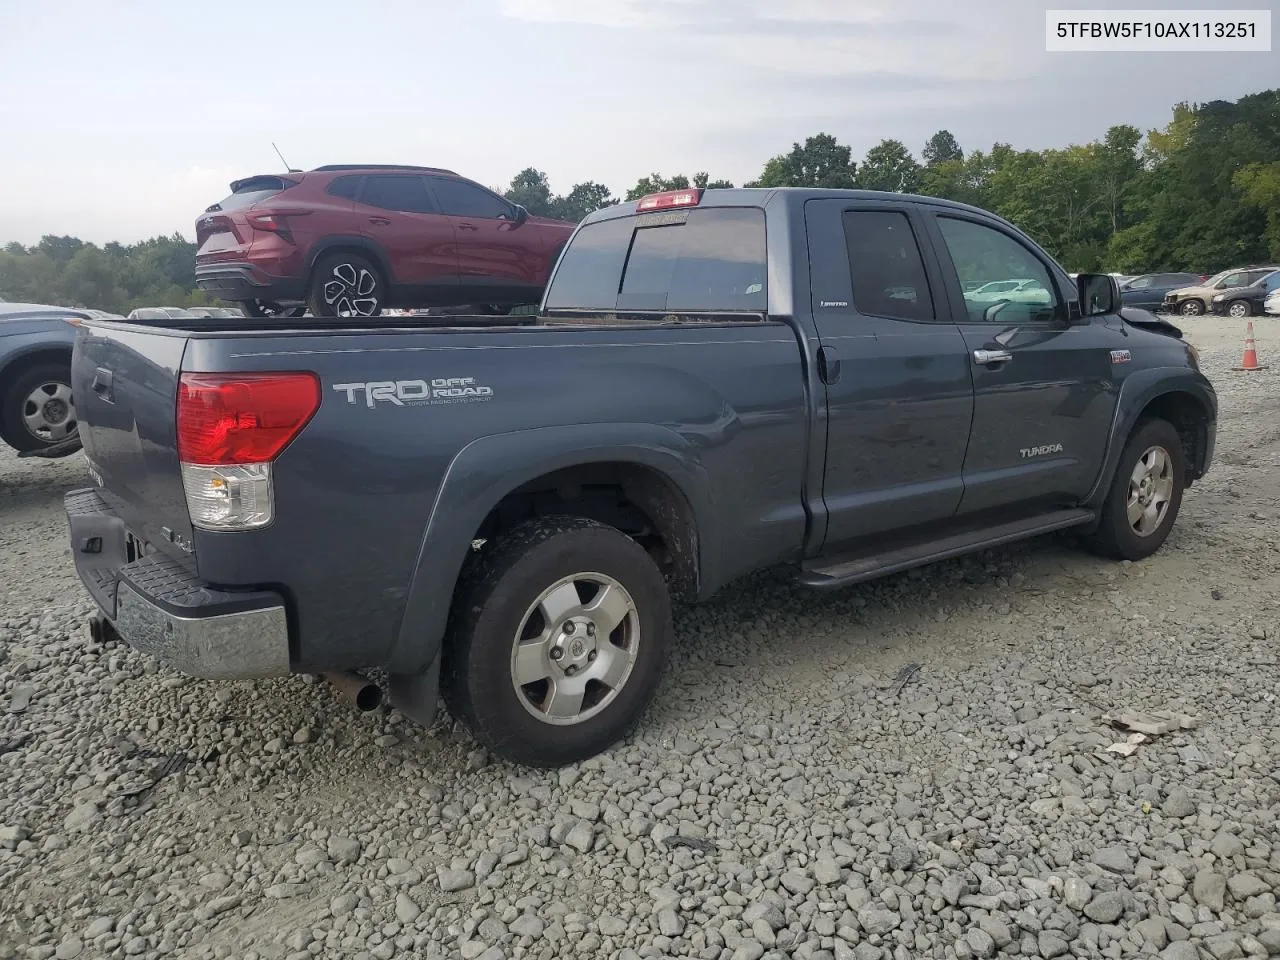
[
  {"left": 442, "top": 516, "right": 672, "bottom": 767},
  {"left": 1228, "top": 300, "right": 1252, "bottom": 318},
  {"left": 308, "top": 253, "right": 384, "bottom": 318},
  {"left": 1179, "top": 299, "right": 1205, "bottom": 317},
  {"left": 1083, "top": 418, "right": 1185, "bottom": 561},
  {"left": 0, "top": 362, "right": 78, "bottom": 454}
]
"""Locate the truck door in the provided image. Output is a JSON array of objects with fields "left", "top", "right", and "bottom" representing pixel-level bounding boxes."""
[
  {"left": 803, "top": 199, "right": 974, "bottom": 548},
  {"left": 920, "top": 210, "right": 1119, "bottom": 514}
]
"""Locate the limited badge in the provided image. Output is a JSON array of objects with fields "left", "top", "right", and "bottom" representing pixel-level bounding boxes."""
[{"left": 1111, "top": 349, "right": 1132, "bottom": 364}]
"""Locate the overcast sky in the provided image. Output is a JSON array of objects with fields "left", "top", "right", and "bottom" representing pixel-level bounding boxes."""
[{"left": 0, "top": 0, "right": 1273, "bottom": 245}]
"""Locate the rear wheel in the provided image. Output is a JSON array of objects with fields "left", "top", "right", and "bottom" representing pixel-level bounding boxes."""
[
  {"left": 1179, "top": 299, "right": 1204, "bottom": 317},
  {"left": 240, "top": 300, "right": 306, "bottom": 319},
  {"left": 0, "top": 361, "right": 77, "bottom": 454},
  {"left": 1083, "top": 418, "right": 1185, "bottom": 561},
  {"left": 442, "top": 516, "right": 672, "bottom": 767},
  {"left": 1228, "top": 300, "right": 1252, "bottom": 318},
  {"left": 308, "top": 253, "right": 384, "bottom": 318}
]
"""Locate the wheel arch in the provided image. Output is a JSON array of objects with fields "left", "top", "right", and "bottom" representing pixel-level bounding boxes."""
[
  {"left": 305, "top": 235, "right": 394, "bottom": 288},
  {"left": 388, "top": 424, "right": 714, "bottom": 676},
  {"left": 0, "top": 344, "right": 74, "bottom": 389},
  {"left": 1086, "top": 372, "right": 1216, "bottom": 508}
]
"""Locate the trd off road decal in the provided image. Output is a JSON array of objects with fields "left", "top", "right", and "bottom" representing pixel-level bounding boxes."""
[{"left": 332, "top": 378, "right": 495, "bottom": 408}]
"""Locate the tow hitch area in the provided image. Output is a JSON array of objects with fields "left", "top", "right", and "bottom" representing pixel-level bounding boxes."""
[{"left": 88, "top": 615, "right": 120, "bottom": 645}]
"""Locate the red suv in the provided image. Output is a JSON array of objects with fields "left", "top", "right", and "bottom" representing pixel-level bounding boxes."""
[{"left": 194, "top": 165, "right": 576, "bottom": 318}]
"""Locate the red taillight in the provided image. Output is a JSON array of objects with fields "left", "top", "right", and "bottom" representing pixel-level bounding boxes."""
[
  {"left": 247, "top": 213, "right": 291, "bottom": 235},
  {"left": 636, "top": 188, "right": 703, "bottom": 212},
  {"left": 177, "top": 372, "right": 320, "bottom": 466}
]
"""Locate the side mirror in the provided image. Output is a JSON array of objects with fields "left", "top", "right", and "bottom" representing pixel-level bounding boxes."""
[
  {"left": 1076, "top": 273, "right": 1119, "bottom": 317},
  {"left": 510, "top": 203, "right": 529, "bottom": 225}
]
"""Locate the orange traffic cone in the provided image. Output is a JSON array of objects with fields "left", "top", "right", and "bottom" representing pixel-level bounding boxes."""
[{"left": 1235, "top": 321, "right": 1267, "bottom": 371}]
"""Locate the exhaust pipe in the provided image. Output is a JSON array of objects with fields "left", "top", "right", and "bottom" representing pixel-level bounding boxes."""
[{"left": 321, "top": 671, "right": 383, "bottom": 712}]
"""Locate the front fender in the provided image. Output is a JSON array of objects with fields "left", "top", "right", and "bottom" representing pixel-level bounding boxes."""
[
  {"left": 0, "top": 328, "right": 77, "bottom": 383},
  {"left": 1084, "top": 367, "right": 1217, "bottom": 507},
  {"left": 387, "top": 422, "right": 715, "bottom": 675}
]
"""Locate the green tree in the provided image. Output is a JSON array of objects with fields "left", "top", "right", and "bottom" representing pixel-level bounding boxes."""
[
  {"left": 624, "top": 173, "right": 691, "bottom": 200},
  {"left": 503, "top": 168, "right": 558, "bottom": 217},
  {"left": 748, "top": 133, "right": 858, "bottom": 189},
  {"left": 1234, "top": 161, "right": 1280, "bottom": 259},
  {"left": 922, "top": 130, "right": 963, "bottom": 167},
  {"left": 859, "top": 139, "right": 922, "bottom": 193},
  {"left": 553, "top": 181, "right": 615, "bottom": 222}
]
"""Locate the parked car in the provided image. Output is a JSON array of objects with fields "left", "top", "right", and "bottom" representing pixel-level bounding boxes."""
[
  {"left": 1209, "top": 270, "right": 1280, "bottom": 318},
  {"left": 66, "top": 186, "right": 1215, "bottom": 767},
  {"left": 0, "top": 301, "right": 89, "bottom": 456},
  {"left": 193, "top": 164, "right": 577, "bottom": 320},
  {"left": 1265, "top": 287, "right": 1280, "bottom": 316},
  {"left": 1119, "top": 272, "right": 1205, "bottom": 311},
  {"left": 1163, "top": 266, "right": 1280, "bottom": 316}
]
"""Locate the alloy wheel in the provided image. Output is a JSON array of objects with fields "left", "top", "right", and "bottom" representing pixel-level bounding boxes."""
[
  {"left": 1126, "top": 445, "right": 1174, "bottom": 537},
  {"left": 509, "top": 573, "right": 640, "bottom": 726},
  {"left": 22, "top": 381, "right": 76, "bottom": 444},
  {"left": 322, "top": 263, "right": 380, "bottom": 317}
]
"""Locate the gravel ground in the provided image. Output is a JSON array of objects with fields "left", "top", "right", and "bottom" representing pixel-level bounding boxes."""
[{"left": 1, "top": 316, "right": 1277, "bottom": 960}]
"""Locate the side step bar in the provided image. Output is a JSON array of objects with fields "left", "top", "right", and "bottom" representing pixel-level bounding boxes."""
[{"left": 798, "top": 508, "right": 1096, "bottom": 589}]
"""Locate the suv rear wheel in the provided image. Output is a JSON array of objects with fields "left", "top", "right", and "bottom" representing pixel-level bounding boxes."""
[
  {"left": 442, "top": 516, "right": 672, "bottom": 767},
  {"left": 309, "top": 253, "right": 384, "bottom": 318}
]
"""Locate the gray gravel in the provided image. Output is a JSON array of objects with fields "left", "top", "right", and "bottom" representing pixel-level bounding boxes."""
[{"left": 1, "top": 317, "right": 1278, "bottom": 960}]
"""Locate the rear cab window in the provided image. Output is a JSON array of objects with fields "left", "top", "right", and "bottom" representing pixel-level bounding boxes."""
[
  {"left": 842, "top": 210, "right": 935, "bottom": 322},
  {"left": 544, "top": 207, "right": 767, "bottom": 319}
]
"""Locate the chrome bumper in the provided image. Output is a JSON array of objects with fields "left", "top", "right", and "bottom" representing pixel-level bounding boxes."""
[{"left": 65, "top": 489, "right": 291, "bottom": 680}]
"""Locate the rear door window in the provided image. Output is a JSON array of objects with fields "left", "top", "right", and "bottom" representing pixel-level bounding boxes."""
[
  {"left": 842, "top": 210, "right": 935, "bottom": 322},
  {"left": 359, "top": 175, "right": 436, "bottom": 214},
  {"left": 326, "top": 175, "right": 362, "bottom": 200},
  {"left": 546, "top": 207, "right": 767, "bottom": 315}
]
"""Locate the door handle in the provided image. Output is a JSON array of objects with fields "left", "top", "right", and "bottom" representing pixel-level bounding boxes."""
[
  {"left": 368, "top": 216, "right": 391, "bottom": 226},
  {"left": 457, "top": 222, "right": 479, "bottom": 231},
  {"left": 973, "top": 349, "right": 1012, "bottom": 365}
]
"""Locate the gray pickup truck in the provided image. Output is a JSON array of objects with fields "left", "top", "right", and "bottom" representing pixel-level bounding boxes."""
[{"left": 64, "top": 187, "right": 1216, "bottom": 767}]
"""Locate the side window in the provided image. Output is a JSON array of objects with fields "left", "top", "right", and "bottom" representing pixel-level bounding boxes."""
[
  {"left": 428, "top": 178, "right": 513, "bottom": 219},
  {"left": 1220, "top": 272, "right": 1245, "bottom": 288},
  {"left": 1264, "top": 273, "right": 1280, "bottom": 292},
  {"left": 326, "top": 175, "right": 362, "bottom": 200},
  {"left": 842, "top": 211, "right": 934, "bottom": 322},
  {"left": 359, "top": 175, "right": 435, "bottom": 214},
  {"left": 935, "top": 216, "right": 1060, "bottom": 324},
  {"left": 1127, "top": 276, "right": 1152, "bottom": 289}
]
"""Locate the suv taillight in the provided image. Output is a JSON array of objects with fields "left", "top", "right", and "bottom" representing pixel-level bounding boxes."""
[
  {"left": 177, "top": 372, "right": 320, "bottom": 530},
  {"left": 246, "top": 211, "right": 309, "bottom": 243}
]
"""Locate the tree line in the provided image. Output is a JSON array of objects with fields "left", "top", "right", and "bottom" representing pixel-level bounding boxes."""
[{"left": 3, "top": 89, "right": 1276, "bottom": 312}]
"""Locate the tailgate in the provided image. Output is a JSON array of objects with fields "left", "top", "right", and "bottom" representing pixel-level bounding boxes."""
[{"left": 73, "top": 322, "right": 195, "bottom": 565}]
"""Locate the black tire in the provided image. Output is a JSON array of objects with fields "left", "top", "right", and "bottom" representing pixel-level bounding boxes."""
[
  {"left": 308, "top": 253, "right": 384, "bottom": 318},
  {"left": 1179, "top": 299, "right": 1204, "bottom": 317},
  {"left": 239, "top": 299, "right": 306, "bottom": 319},
  {"left": 442, "top": 516, "right": 672, "bottom": 768},
  {"left": 0, "top": 361, "right": 78, "bottom": 454},
  {"left": 1227, "top": 300, "right": 1253, "bottom": 318},
  {"left": 1083, "top": 418, "right": 1185, "bottom": 561}
]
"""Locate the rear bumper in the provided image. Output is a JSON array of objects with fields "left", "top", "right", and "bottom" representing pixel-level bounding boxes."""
[
  {"left": 64, "top": 489, "right": 291, "bottom": 680},
  {"left": 194, "top": 263, "right": 305, "bottom": 304}
]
